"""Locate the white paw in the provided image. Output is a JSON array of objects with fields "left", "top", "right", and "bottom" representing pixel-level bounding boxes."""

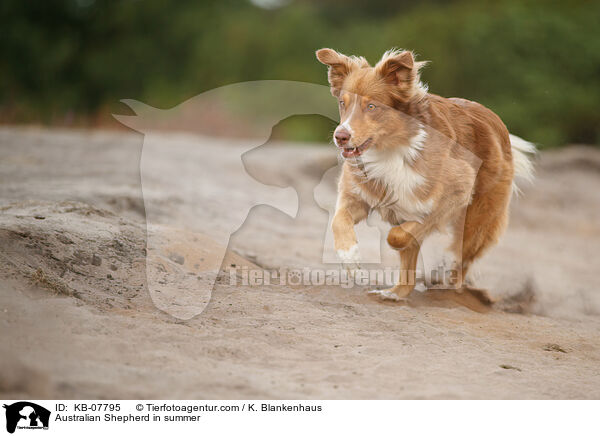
[
  {"left": 337, "top": 245, "right": 361, "bottom": 277},
  {"left": 337, "top": 244, "right": 360, "bottom": 264},
  {"left": 368, "top": 289, "right": 404, "bottom": 301},
  {"left": 414, "top": 282, "right": 427, "bottom": 292}
]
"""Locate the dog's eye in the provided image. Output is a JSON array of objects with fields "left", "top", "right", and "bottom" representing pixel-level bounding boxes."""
[
  {"left": 339, "top": 100, "right": 345, "bottom": 107},
  {"left": 367, "top": 103, "right": 376, "bottom": 111}
]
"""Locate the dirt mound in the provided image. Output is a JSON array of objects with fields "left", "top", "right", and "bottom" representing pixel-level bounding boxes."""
[
  {"left": 0, "top": 128, "right": 599, "bottom": 399},
  {"left": 0, "top": 200, "right": 147, "bottom": 311}
]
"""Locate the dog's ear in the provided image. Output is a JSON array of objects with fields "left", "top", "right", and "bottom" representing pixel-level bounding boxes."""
[
  {"left": 376, "top": 50, "right": 414, "bottom": 84},
  {"left": 376, "top": 49, "right": 427, "bottom": 101},
  {"left": 316, "top": 48, "right": 353, "bottom": 95}
]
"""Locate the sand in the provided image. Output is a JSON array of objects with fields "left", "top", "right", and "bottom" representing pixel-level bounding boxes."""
[{"left": 0, "top": 126, "right": 599, "bottom": 399}]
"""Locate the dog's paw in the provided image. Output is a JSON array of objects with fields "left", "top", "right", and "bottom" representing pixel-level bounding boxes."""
[
  {"left": 368, "top": 289, "right": 405, "bottom": 301},
  {"left": 414, "top": 281, "right": 427, "bottom": 292},
  {"left": 337, "top": 244, "right": 361, "bottom": 265},
  {"left": 337, "top": 244, "right": 361, "bottom": 277}
]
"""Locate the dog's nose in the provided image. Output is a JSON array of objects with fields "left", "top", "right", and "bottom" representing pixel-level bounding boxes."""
[{"left": 335, "top": 128, "right": 351, "bottom": 146}]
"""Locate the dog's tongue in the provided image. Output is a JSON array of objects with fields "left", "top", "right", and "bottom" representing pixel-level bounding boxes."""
[{"left": 341, "top": 147, "right": 361, "bottom": 158}]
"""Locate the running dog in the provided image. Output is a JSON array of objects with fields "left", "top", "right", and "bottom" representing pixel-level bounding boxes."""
[{"left": 316, "top": 48, "right": 535, "bottom": 300}]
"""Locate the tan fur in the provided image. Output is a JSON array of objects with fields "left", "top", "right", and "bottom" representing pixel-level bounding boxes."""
[{"left": 317, "top": 48, "right": 527, "bottom": 299}]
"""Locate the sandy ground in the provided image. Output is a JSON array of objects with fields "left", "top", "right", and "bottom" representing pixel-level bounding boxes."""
[{"left": 1, "top": 126, "right": 599, "bottom": 399}]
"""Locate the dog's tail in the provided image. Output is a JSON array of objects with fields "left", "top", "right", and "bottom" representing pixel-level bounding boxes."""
[{"left": 509, "top": 134, "right": 536, "bottom": 196}]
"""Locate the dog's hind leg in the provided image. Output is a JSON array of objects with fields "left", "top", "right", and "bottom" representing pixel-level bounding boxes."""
[
  {"left": 451, "top": 181, "right": 511, "bottom": 307},
  {"left": 461, "top": 185, "right": 511, "bottom": 280}
]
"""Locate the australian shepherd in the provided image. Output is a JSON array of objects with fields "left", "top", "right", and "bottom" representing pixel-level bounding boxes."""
[{"left": 316, "top": 48, "right": 535, "bottom": 301}]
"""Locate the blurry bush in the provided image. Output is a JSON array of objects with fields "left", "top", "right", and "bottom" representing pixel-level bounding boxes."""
[{"left": 0, "top": 0, "right": 598, "bottom": 147}]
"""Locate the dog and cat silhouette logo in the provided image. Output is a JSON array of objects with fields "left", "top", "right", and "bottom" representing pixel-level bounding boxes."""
[{"left": 3, "top": 402, "right": 50, "bottom": 433}]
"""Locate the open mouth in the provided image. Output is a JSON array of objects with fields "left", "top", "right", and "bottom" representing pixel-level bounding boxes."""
[{"left": 340, "top": 138, "right": 372, "bottom": 158}]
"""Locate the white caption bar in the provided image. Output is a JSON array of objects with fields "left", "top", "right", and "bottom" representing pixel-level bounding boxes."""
[{"left": 0, "top": 400, "right": 595, "bottom": 436}]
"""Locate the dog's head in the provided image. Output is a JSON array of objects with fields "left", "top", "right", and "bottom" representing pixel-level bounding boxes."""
[{"left": 316, "top": 48, "right": 428, "bottom": 158}]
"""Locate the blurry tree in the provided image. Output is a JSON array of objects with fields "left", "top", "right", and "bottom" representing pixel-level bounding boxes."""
[{"left": 0, "top": 0, "right": 598, "bottom": 146}]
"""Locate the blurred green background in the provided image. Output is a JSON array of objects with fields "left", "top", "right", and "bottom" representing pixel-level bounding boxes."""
[{"left": 1, "top": 0, "right": 599, "bottom": 147}]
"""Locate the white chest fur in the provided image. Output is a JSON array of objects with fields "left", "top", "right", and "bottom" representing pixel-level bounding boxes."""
[{"left": 355, "top": 129, "right": 432, "bottom": 223}]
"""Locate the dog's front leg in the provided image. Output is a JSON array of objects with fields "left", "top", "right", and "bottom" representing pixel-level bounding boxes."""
[
  {"left": 370, "top": 221, "right": 427, "bottom": 301},
  {"left": 332, "top": 194, "right": 369, "bottom": 274}
]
